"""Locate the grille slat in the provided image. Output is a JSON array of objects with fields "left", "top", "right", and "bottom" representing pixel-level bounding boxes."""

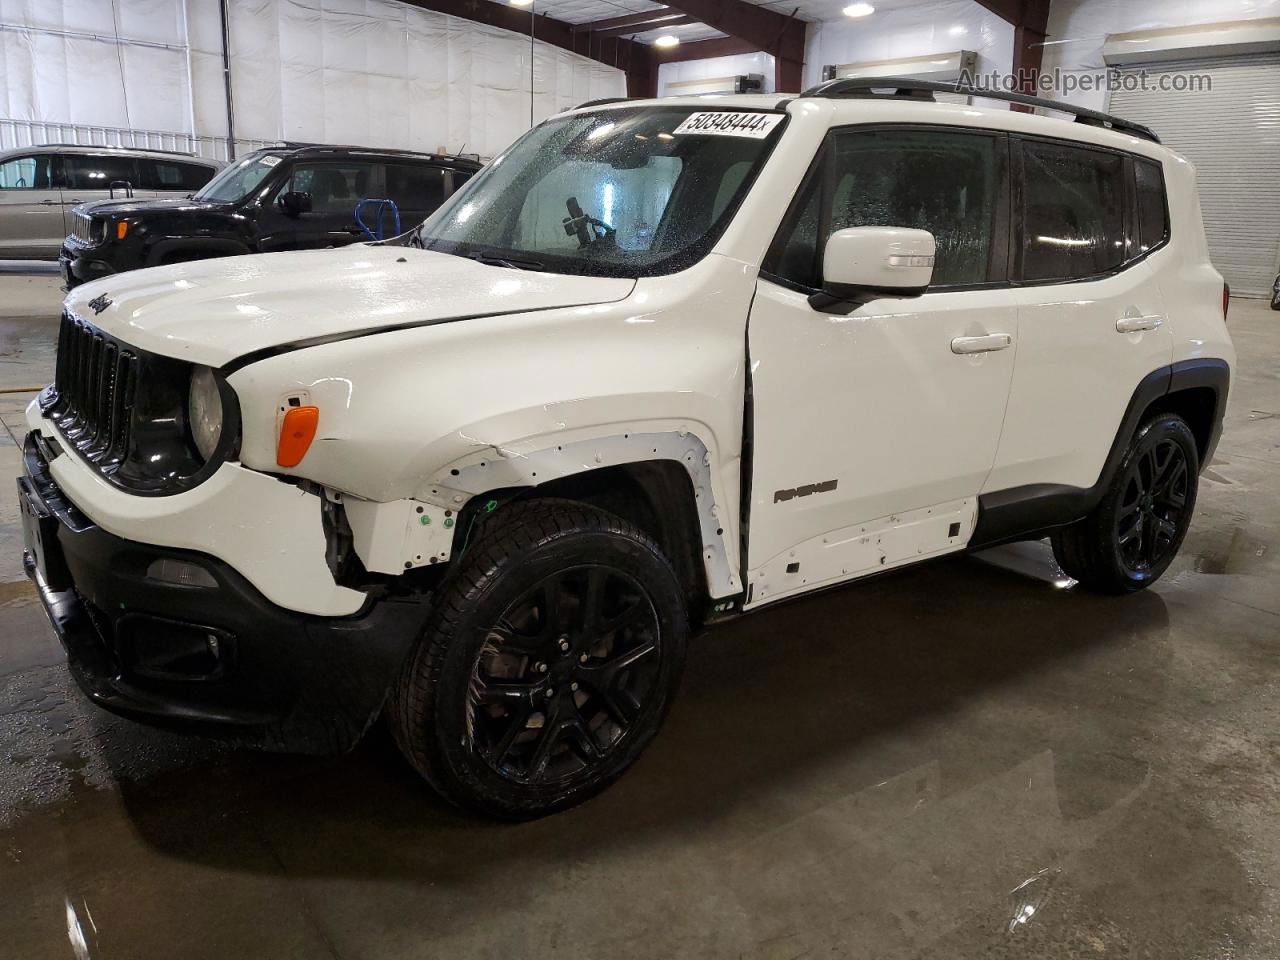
[
  {"left": 71, "top": 212, "right": 99, "bottom": 245},
  {"left": 48, "top": 313, "right": 138, "bottom": 471}
]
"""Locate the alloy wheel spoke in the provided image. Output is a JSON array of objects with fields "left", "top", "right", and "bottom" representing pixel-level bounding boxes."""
[
  {"left": 573, "top": 567, "right": 607, "bottom": 651},
  {"left": 568, "top": 711, "right": 603, "bottom": 762},
  {"left": 528, "top": 700, "right": 565, "bottom": 781},
  {"left": 474, "top": 680, "right": 538, "bottom": 706},
  {"left": 1118, "top": 515, "right": 1143, "bottom": 547},
  {"left": 491, "top": 705, "right": 532, "bottom": 766},
  {"left": 599, "top": 687, "right": 640, "bottom": 727}
]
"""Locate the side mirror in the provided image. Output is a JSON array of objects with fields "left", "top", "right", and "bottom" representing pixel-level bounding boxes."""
[
  {"left": 278, "top": 191, "right": 312, "bottom": 218},
  {"left": 810, "top": 226, "right": 936, "bottom": 314}
]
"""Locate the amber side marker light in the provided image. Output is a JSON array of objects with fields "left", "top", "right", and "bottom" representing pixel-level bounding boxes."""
[
  {"left": 277, "top": 406, "right": 319, "bottom": 467},
  {"left": 116, "top": 221, "right": 129, "bottom": 240}
]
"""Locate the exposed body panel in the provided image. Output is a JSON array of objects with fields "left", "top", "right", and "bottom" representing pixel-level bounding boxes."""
[{"left": 24, "top": 399, "right": 363, "bottom": 617}]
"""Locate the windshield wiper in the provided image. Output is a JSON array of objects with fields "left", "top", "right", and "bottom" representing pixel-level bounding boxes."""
[{"left": 464, "top": 252, "right": 546, "bottom": 271}]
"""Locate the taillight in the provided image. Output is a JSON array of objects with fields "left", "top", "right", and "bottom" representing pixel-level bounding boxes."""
[{"left": 1223, "top": 282, "right": 1230, "bottom": 321}]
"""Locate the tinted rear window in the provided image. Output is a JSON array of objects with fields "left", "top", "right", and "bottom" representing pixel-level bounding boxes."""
[
  {"left": 1134, "top": 159, "right": 1168, "bottom": 255},
  {"left": 63, "top": 154, "right": 140, "bottom": 190},
  {"left": 144, "top": 159, "right": 216, "bottom": 191},
  {"left": 1021, "top": 141, "right": 1124, "bottom": 282},
  {"left": 386, "top": 164, "right": 446, "bottom": 213}
]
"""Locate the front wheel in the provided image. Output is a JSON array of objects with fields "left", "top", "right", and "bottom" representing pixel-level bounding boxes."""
[
  {"left": 390, "top": 499, "right": 688, "bottom": 819},
  {"left": 1052, "top": 413, "right": 1199, "bottom": 593}
]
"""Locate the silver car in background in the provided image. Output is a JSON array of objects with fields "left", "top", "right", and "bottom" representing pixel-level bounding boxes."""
[{"left": 0, "top": 145, "right": 221, "bottom": 260}]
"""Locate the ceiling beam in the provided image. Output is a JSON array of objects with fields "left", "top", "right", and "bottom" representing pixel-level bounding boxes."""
[
  {"left": 571, "top": 7, "right": 682, "bottom": 33},
  {"left": 650, "top": 34, "right": 759, "bottom": 64},
  {"left": 591, "top": 14, "right": 697, "bottom": 39},
  {"left": 970, "top": 1, "right": 1052, "bottom": 109},
  {"left": 394, "top": 0, "right": 657, "bottom": 96},
  {"left": 658, "top": 0, "right": 806, "bottom": 91}
]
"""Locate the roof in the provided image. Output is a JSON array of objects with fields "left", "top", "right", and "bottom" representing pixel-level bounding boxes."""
[
  {"left": 249, "top": 144, "right": 484, "bottom": 169},
  {"left": 564, "top": 92, "right": 1175, "bottom": 161},
  {"left": 0, "top": 144, "right": 221, "bottom": 165}
]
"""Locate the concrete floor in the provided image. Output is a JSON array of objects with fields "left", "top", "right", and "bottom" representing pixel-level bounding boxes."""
[{"left": 1, "top": 294, "right": 1277, "bottom": 959}]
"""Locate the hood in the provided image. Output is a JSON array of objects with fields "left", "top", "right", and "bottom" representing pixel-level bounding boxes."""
[
  {"left": 65, "top": 246, "right": 636, "bottom": 368},
  {"left": 74, "top": 197, "right": 227, "bottom": 217}
]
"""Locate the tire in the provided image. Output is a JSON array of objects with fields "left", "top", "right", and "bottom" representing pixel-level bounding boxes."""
[
  {"left": 1051, "top": 413, "right": 1199, "bottom": 594},
  {"left": 390, "top": 498, "right": 688, "bottom": 819}
]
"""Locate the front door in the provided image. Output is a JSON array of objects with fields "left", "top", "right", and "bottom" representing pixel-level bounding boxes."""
[
  {"left": 0, "top": 153, "right": 64, "bottom": 258},
  {"left": 257, "top": 160, "right": 380, "bottom": 251},
  {"left": 745, "top": 126, "right": 1017, "bottom": 607}
]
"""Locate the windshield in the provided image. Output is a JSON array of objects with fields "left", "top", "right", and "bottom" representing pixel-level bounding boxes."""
[
  {"left": 416, "top": 106, "right": 785, "bottom": 277},
  {"left": 194, "top": 152, "right": 286, "bottom": 202}
]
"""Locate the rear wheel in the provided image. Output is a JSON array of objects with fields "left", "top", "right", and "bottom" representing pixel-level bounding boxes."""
[
  {"left": 1052, "top": 413, "right": 1199, "bottom": 593},
  {"left": 390, "top": 499, "right": 688, "bottom": 819}
]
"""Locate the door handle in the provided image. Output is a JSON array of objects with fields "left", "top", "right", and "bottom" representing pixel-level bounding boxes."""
[
  {"left": 951, "top": 333, "right": 1013, "bottom": 355},
  {"left": 1116, "top": 315, "right": 1164, "bottom": 333}
]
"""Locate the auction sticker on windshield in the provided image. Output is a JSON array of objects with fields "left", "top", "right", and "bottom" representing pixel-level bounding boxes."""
[
  {"left": 672, "top": 112, "right": 783, "bottom": 138},
  {"left": 259, "top": 155, "right": 282, "bottom": 167}
]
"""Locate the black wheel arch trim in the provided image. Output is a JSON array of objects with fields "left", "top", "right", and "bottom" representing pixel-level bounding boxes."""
[
  {"left": 145, "top": 237, "right": 252, "bottom": 267},
  {"left": 970, "top": 357, "right": 1229, "bottom": 549}
]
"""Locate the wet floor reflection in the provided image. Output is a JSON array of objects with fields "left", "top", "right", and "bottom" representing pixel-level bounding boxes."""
[{"left": 2, "top": 538, "right": 1271, "bottom": 959}]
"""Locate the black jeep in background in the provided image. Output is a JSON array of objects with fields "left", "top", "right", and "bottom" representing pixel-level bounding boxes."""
[{"left": 60, "top": 144, "right": 481, "bottom": 287}]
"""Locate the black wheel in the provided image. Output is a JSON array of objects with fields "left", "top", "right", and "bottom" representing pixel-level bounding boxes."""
[
  {"left": 390, "top": 499, "right": 688, "bottom": 819},
  {"left": 1052, "top": 413, "right": 1199, "bottom": 593}
]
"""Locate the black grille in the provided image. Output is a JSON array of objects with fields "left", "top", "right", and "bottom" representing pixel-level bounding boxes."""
[
  {"left": 47, "top": 312, "right": 139, "bottom": 471},
  {"left": 71, "top": 211, "right": 102, "bottom": 245}
]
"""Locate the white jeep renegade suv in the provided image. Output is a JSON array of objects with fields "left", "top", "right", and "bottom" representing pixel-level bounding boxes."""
[{"left": 19, "top": 79, "right": 1233, "bottom": 818}]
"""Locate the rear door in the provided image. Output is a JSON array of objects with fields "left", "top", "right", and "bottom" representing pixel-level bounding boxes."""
[
  {"left": 0, "top": 153, "right": 64, "bottom": 258},
  {"left": 257, "top": 159, "right": 381, "bottom": 251},
  {"left": 983, "top": 138, "right": 1172, "bottom": 498},
  {"left": 61, "top": 153, "right": 141, "bottom": 210},
  {"left": 745, "top": 125, "right": 1017, "bottom": 606}
]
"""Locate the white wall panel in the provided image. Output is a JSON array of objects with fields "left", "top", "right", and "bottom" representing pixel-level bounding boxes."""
[
  {"left": 1041, "top": 0, "right": 1280, "bottom": 110},
  {"left": 658, "top": 52, "right": 776, "bottom": 95},
  {"left": 2, "top": 0, "right": 625, "bottom": 159},
  {"left": 803, "top": 0, "right": 1013, "bottom": 94}
]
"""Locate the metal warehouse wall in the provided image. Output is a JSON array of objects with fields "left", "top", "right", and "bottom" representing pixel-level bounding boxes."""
[{"left": 0, "top": 0, "right": 626, "bottom": 159}]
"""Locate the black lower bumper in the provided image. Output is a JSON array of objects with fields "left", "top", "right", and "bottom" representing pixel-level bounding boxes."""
[
  {"left": 18, "top": 433, "right": 426, "bottom": 753},
  {"left": 59, "top": 244, "right": 115, "bottom": 289}
]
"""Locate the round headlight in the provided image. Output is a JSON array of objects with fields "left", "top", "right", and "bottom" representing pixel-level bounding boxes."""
[{"left": 189, "top": 365, "right": 224, "bottom": 461}]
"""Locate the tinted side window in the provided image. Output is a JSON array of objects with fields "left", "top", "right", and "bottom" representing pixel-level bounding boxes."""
[
  {"left": 286, "top": 162, "right": 376, "bottom": 216},
  {"left": 1021, "top": 142, "right": 1124, "bottom": 282},
  {"left": 0, "top": 155, "right": 54, "bottom": 189},
  {"left": 765, "top": 128, "right": 1001, "bottom": 288},
  {"left": 386, "top": 164, "right": 445, "bottom": 213},
  {"left": 146, "top": 160, "right": 216, "bottom": 191},
  {"left": 63, "top": 154, "right": 140, "bottom": 190},
  {"left": 1134, "top": 159, "right": 1168, "bottom": 254}
]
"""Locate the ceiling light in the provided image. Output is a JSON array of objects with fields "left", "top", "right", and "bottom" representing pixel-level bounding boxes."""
[
  {"left": 654, "top": 34, "right": 680, "bottom": 48},
  {"left": 842, "top": 2, "right": 875, "bottom": 16}
]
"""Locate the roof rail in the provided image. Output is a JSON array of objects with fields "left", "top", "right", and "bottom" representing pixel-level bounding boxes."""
[
  {"left": 799, "top": 76, "right": 1161, "bottom": 143},
  {"left": 26, "top": 143, "right": 208, "bottom": 158},
  {"left": 574, "top": 97, "right": 634, "bottom": 110}
]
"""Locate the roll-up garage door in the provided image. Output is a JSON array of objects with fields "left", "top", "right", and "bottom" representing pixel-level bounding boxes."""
[{"left": 1109, "top": 54, "right": 1280, "bottom": 297}]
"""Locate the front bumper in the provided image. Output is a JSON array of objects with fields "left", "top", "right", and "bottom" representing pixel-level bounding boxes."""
[
  {"left": 18, "top": 434, "right": 426, "bottom": 752},
  {"left": 59, "top": 242, "right": 115, "bottom": 289}
]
